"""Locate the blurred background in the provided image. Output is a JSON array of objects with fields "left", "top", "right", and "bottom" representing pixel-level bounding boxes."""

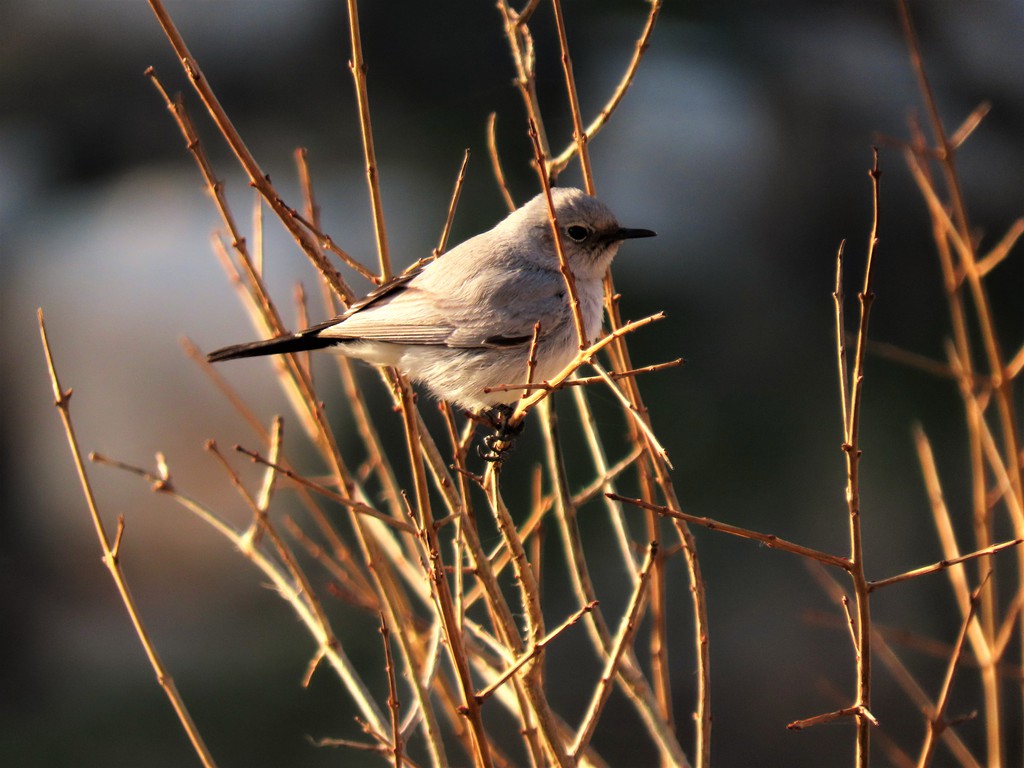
[{"left": 3, "top": 1, "right": 1022, "bottom": 765}]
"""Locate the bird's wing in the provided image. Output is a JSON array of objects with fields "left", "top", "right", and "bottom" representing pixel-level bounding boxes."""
[
  {"left": 312, "top": 262, "right": 570, "bottom": 349},
  {"left": 445, "top": 278, "right": 569, "bottom": 348}
]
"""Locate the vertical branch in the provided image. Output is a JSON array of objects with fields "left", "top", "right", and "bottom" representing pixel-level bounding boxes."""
[
  {"left": 551, "top": 0, "right": 594, "bottom": 193},
  {"left": 497, "top": 1, "right": 551, "bottom": 172},
  {"left": 917, "top": 576, "right": 990, "bottom": 768},
  {"left": 486, "top": 113, "right": 516, "bottom": 212},
  {"left": 345, "top": 0, "right": 391, "bottom": 279},
  {"left": 539, "top": 402, "right": 689, "bottom": 767},
  {"left": 898, "top": 5, "right": 1021, "bottom": 759},
  {"left": 832, "top": 241, "right": 849, "bottom": 438},
  {"left": 571, "top": 541, "right": 659, "bottom": 759},
  {"left": 379, "top": 613, "right": 404, "bottom": 768},
  {"left": 900, "top": 0, "right": 1020, "bottom": 506},
  {"left": 840, "top": 149, "right": 883, "bottom": 767},
  {"left": 38, "top": 310, "right": 218, "bottom": 768},
  {"left": 395, "top": 379, "right": 493, "bottom": 768},
  {"left": 434, "top": 149, "right": 471, "bottom": 258},
  {"left": 484, "top": 468, "right": 574, "bottom": 768},
  {"left": 549, "top": 0, "right": 662, "bottom": 175},
  {"left": 527, "top": 118, "right": 589, "bottom": 349},
  {"left": 144, "top": 0, "right": 355, "bottom": 302}
]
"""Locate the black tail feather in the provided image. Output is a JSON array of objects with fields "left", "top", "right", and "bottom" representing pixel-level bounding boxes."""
[{"left": 207, "top": 333, "right": 340, "bottom": 363}]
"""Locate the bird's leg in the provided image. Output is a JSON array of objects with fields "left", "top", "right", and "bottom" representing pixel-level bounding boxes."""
[{"left": 476, "top": 404, "right": 524, "bottom": 463}]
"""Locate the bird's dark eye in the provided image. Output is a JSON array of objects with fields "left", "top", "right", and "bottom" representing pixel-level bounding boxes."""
[{"left": 566, "top": 225, "right": 590, "bottom": 242}]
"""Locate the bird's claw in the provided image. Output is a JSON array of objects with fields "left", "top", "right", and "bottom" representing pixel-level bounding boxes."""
[{"left": 476, "top": 404, "right": 524, "bottom": 464}]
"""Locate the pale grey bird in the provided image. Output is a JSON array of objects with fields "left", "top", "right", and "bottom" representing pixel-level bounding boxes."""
[{"left": 208, "top": 187, "right": 655, "bottom": 418}]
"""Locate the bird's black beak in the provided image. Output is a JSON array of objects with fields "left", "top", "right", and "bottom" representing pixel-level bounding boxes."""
[{"left": 612, "top": 227, "right": 657, "bottom": 241}]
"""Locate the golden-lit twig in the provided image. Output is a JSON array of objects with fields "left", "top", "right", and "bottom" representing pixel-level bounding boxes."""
[
  {"left": 142, "top": 19, "right": 354, "bottom": 302},
  {"left": 522, "top": 321, "right": 543, "bottom": 398},
  {"left": 528, "top": 116, "right": 588, "bottom": 349},
  {"left": 899, "top": 0, "right": 1022, "bottom": 512},
  {"left": 949, "top": 101, "right": 991, "bottom": 149},
  {"left": 914, "top": 427, "right": 974, "bottom": 615},
  {"left": 837, "top": 149, "right": 883, "bottom": 767},
  {"left": 833, "top": 241, "right": 849, "bottom": 432},
  {"left": 975, "top": 217, "right": 1024, "bottom": 279},
  {"left": 571, "top": 445, "right": 644, "bottom": 508},
  {"left": 38, "top": 309, "right": 218, "bottom": 768},
  {"left": 497, "top": 1, "right": 549, "bottom": 167},
  {"left": 475, "top": 601, "right": 597, "bottom": 704},
  {"left": 869, "top": 540, "right": 1023, "bottom": 592},
  {"left": 590, "top": 361, "right": 671, "bottom": 467},
  {"left": 345, "top": 0, "right": 390, "bottom": 279},
  {"left": 571, "top": 542, "right": 658, "bottom": 759},
  {"left": 841, "top": 596, "right": 860, "bottom": 663},
  {"left": 281, "top": 516, "right": 379, "bottom": 614},
  {"left": 145, "top": 72, "right": 308, "bottom": 329},
  {"left": 570, "top": 386, "right": 642, "bottom": 576},
  {"left": 379, "top": 614, "right": 404, "bottom": 768},
  {"left": 486, "top": 112, "right": 516, "bottom": 212},
  {"left": 551, "top": 0, "right": 593, "bottom": 192},
  {"left": 394, "top": 376, "right": 496, "bottom": 768},
  {"left": 90, "top": 450, "right": 389, "bottom": 736},
  {"left": 510, "top": 312, "right": 665, "bottom": 427},
  {"left": 542, "top": 407, "right": 687, "bottom": 767},
  {"left": 483, "top": 471, "right": 573, "bottom": 767},
  {"left": 549, "top": 0, "right": 662, "bottom": 175},
  {"left": 434, "top": 149, "right": 471, "bottom": 258},
  {"left": 205, "top": 440, "right": 338, "bottom": 642},
  {"left": 788, "top": 704, "right": 878, "bottom": 732},
  {"left": 807, "top": 564, "right": 982, "bottom": 767},
  {"left": 482, "top": 358, "right": 683, "bottom": 395},
  {"left": 246, "top": 415, "right": 284, "bottom": 548},
  {"left": 234, "top": 445, "right": 418, "bottom": 535},
  {"left": 610, "top": 494, "right": 852, "bottom": 570},
  {"left": 917, "top": 575, "right": 990, "bottom": 767}
]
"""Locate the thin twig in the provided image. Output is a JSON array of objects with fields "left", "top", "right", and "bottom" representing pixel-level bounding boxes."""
[
  {"left": 917, "top": 575, "right": 990, "bottom": 767},
  {"left": 434, "top": 149, "right": 471, "bottom": 258},
  {"left": 379, "top": 614, "right": 404, "bottom": 768},
  {"left": 549, "top": 0, "right": 662, "bottom": 175},
  {"left": 345, "top": 0, "right": 391, "bottom": 279},
  {"left": 482, "top": 358, "right": 683, "bottom": 395},
  {"left": 610, "top": 494, "right": 851, "bottom": 570},
  {"left": 91, "top": 451, "right": 389, "bottom": 736},
  {"left": 142, "top": 17, "right": 354, "bottom": 301},
  {"left": 234, "top": 446, "right": 417, "bottom": 534},
  {"left": 486, "top": 112, "right": 516, "bottom": 212},
  {"left": 475, "top": 602, "right": 597, "bottom": 704},
  {"left": 551, "top": 0, "right": 593, "bottom": 192},
  {"left": 788, "top": 705, "right": 878, "bottom": 732},
  {"left": 527, "top": 116, "right": 588, "bottom": 349},
  {"left": 840, "top": 149, "right": 883, "bottom": 767},
  {"left": 869, "top": 540, "right": 1023, "bottom": 592},
  {"left": 571, "top": 542, "right": 658, "bottom": 759},
  {"left": 38, "top": 310, "right": 218, "bottom": 768}
]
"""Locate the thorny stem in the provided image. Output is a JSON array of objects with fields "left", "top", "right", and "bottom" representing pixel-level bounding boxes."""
[
  {"left": 839, "top": 149, "right": 882, "bottom": 768},
  {"left": 379, "top": 614, "right": 404, "bottom": 768},
  {"left": 551, "top": 0, "right": 593, "bottom": 192},
  {"left": 527, "top": 117, "right": 589, "bottom": 350},
  {"left": 434, "top": 149, "right": 471, "bottom": 258},
  {"left": 38, "top": 310, "right": 218, "bottom": 768},
  {"left": 917, "top": 576, "right": 990, "bottom": 768},
  {"left": 345, "top": 0, "right": 391, "bottom": 279},
  {"left": 395, "top": 380, "right": 494, "bottom": 768},
  {"left": 549, "top": 0, "right": 662, "bottom": 175},
  {"left": 145, "top": 0, "right": 355, "bottom": 303},
  {"left": 898, "top": 4, "right": 1021, "bottom": 760}
]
